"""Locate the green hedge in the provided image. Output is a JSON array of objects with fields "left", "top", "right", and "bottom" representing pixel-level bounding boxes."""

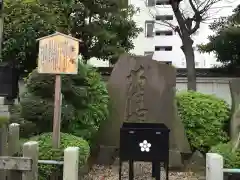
[
  {"left": 30, "top": 133, "right": 90, "bottom": 180},
  {"left": 210, "top": 143, "right": 240, "bottom": 168},
  {"left": 176, "top": 91, "right": 230, "bottom": 153}
]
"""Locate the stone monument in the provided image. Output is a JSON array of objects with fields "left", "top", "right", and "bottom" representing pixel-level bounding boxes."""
[
  {"left": 97, "top": 54, "right": 191, "bottom": 167},
  {"left": 229, "top": 79, "right": 240, "bottom": 144}
]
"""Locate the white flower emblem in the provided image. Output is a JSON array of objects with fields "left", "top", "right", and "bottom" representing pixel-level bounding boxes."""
[{"left": 139, "top": 140, "right": 151, "bottom": 152}]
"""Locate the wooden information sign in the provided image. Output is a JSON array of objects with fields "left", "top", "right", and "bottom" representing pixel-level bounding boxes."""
[
  {"left": 37, "top": 32, "right": 79, "bottom": 74},
  {"left": 37, "top": 32, "right": 81, "bottom": 148}
]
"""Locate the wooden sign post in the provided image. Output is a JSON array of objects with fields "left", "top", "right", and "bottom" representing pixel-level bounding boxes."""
[{"left": 37, "top": 32, "right": 80, "bottom": 148}]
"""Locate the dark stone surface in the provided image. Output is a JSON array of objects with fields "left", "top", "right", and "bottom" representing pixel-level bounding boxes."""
[
  {"left": 186, "top": 151, "right": 205, "bottom": 174},
  {"left": 78, "top": 163, "right": 90, "bottom": 178},
  {"left": 97, "top": 54, "right": 191, "bottom": 166},
  {"left": 95, "top": 145, "right": 118, "bottom": 165}
]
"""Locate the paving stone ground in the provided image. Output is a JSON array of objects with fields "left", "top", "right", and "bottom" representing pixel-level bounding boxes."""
[{"left": 83, "top": 162, "right": 204, "bottom": 180}]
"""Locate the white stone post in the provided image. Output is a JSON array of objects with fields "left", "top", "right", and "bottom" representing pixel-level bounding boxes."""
[
  {"left": 63, "top": 147, "right": 79, "bottom": 180},
  {"left": 22, "top": 141, "right": 39, "bottom": 180},
  {"left": 206, "top": 153, "right": 223, "bottom": 180}
]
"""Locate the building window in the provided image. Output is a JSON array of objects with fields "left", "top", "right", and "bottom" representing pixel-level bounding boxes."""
[
  {"left": 155, "top": 46, "right": 172, "bottom": 51},
  {"left": 181, "top": 61, "right": 185, "bottom": 66},
  {"left": 147, "top": 0, "right": 155, "bottom": 6},
  {"left": 155, "top": 30, "right": 173, "bottom": 36},
  {"left": 155, "top": 15, "right": 173, "bottom": 21},
  {"left": 145, "top": 21, "right": 154, "bottom": 37},
  {"left": 156, "top": 0, "right": 170, "bottom": 5},
  {"left": 144, "top": 51, "right": 154, "bottom": 56}
]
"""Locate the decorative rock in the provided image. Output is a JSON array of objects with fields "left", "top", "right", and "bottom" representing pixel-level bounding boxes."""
[
  {"left": 169, "top": 150, "right": 183, "bottom": 169},
  {"left": 229, "top": 79, "right": 240, "bottom": 143},
  {"left": 187, "top": 151, "right": 205, "bottom": 173},
  {"left": 95, "top": 146, "right": 117, "bottom": 165},
  {"left": 97, "top": 54, "right": 191, "bottom": 167}
]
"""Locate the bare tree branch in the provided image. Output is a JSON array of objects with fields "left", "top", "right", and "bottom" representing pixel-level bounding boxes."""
[
  {"left": 144, "top": 0, "right": 229, "bottom": 40},
  {"left": 171, "top": 0, "right": 188, "bottom": 34},
  {"left": 189, "top": 0, "right": 199, "bottom": 13}
]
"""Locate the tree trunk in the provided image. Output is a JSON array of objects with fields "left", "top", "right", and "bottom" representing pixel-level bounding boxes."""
[{"left": 182, "top": 40, "right": 197, "bottom": 91}]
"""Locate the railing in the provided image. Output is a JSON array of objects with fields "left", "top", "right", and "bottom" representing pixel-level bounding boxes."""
[
  {"left": 206, "top": 153, "right": 240, "bottom": 180},
  {"left": 38, "top": 160, "right": 64, "bottom": 165},
  {"left": 0, "top": 123, "right": 79, "bottom": 180}
]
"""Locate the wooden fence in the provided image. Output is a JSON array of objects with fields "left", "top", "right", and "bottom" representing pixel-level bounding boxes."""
[{"left": 0, "top": 123, "right": 79, "bottom": 180}]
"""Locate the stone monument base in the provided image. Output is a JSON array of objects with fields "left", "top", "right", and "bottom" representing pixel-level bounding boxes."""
[
  {"left": 169, "top": 150, "right": 184, "bottom": 169},
  {"left": 95, "top": 145, "right": 118, "bottom": 165}
]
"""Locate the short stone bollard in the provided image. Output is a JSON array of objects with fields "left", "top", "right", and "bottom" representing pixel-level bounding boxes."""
[
  {"left": 22, "top": 141, "right": 39, "bottom": 180},
  {"left": 206, "top": 153, "right": 223, "bottom": 180},
  {"left": 63, "top": 147, "right": 79, "bottom": 180}
]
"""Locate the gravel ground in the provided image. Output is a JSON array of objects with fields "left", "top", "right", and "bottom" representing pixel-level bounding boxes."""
[{"left": 83, "top": 162, "right": 202, "bottom": 180}]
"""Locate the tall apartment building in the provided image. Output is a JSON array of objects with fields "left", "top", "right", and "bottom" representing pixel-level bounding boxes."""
[
  {"left": 88, "top": 0, "right": 207, "bottom": 68},
  {"left": 88, "top": 0, "right": 235, "bottom": 68},
  {"left": 129, "top": 0, "right": 208, "bottom": 68}
]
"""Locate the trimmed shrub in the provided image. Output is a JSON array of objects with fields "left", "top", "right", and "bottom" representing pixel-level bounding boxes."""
[
  {"left": 30, "top": 132, "right": 90, "bottom": 180},
  {"left": 20, "top": 62, "right": 109, "bottom": 141},
  {"left": 210, "top": 143, "right": 240, "bottom": 168},
  {"left": 176, "top": 91, "right": 230, "bottom": 153}
]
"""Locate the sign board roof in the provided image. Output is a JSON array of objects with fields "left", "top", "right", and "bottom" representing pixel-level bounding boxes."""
[{"left": 37, "top": 32, "right": 80, "bottom": 74}]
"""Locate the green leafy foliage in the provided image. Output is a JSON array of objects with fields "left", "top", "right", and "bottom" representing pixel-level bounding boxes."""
[
  {"left": 3, "top": 0, "right": 61, "bottom": 73},
  {"left": 29, "top": 132, "right": 90, "bottom": 180},
  {"left": 176, "top": 91, "right": 230, "bottom": 153},
  {"left": 3, "top": 0, "right": 141, "bottom": 74},
  {"left": 210, "top": 143, "right": 240, "bottom": 168},
  {"left": 20, "top": 62, "right": 109, "bottom": 142},
  {"left": 198, "top": 4, "right": 240, "bottom": 67}
]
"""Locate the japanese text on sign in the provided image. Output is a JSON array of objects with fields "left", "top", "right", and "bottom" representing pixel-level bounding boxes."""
[{"left": 38, "top": 34, "right": 79, "bottom": 74}]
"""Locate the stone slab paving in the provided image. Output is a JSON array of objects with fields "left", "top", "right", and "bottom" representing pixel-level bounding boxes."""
[{"left": 83, "top": 162, "right": 203, "bottom": 180}]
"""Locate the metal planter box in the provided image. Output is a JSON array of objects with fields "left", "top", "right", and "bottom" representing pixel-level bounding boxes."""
[{"left": 119, "top": 122, "right": 170, "bottom": 180}]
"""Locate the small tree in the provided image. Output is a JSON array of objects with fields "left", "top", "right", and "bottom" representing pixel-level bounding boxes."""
[
  {"left": 3, "top": 0, "right": 142, "bottom": 74},
  {"left": 148, "top": 0, "right": 223, "bottom": 90},
  {"left": 198, "top": 4, "right": 240, "bottom": 68}
]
